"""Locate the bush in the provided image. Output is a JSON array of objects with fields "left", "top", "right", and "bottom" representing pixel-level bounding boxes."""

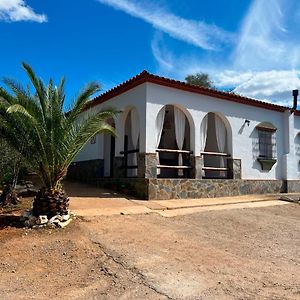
[{"left": 0, "top": 139, "right": 30, "bottom": 187}]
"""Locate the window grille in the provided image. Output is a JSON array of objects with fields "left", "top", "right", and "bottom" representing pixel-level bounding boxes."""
[{"left": 257, "top": 129, "right": 276, "bottom": 159}]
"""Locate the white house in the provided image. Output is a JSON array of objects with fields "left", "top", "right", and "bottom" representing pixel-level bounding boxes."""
[{"left": 68, "top": 71, "right": 300, "bottom": 199}]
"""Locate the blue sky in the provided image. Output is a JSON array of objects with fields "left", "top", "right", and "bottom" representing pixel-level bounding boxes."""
[{"left": 0, "top": 0, "right": 300, "bottom": 107}]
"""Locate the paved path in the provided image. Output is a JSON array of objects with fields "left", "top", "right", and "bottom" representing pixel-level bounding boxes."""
[{"left": 66, "top": 181, "right": 297, "bottom": 217}]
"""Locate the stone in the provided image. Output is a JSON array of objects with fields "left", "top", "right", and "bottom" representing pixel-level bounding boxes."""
[
  {"left": 138, "top": 153, "right": 158, "bottom": 179},
  {"left": 49, "top": 215, "right": 63, "bottom": 224},
  {"left": 57, "top": 218, "right": 72, "bottom": 228},
  {"left": 62, "top": 214, "right": 70, "bottom": 221},
  {"left": 23, "top": 214, "right": 38, "bottom": 227},
  {"left": 21, "top": 210, "right": 32, "bottom": 220},
  {"left": 36, "top": 215, "right": 48, "bottom": 225}
]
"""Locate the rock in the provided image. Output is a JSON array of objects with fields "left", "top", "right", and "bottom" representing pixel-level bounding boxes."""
[
  {"left": 61, "top": 214, "right": 70, "bottom": 221},
  {"left": 57, "top": 218, "right": 72, "bottom": 228},
  {"left": 36, "top": 215, "right": 48, "bottom": 225},
  {"left": 24, "top": 215, "right": 37, "bottom": 227},
  {"left": 20, "top": 210, "right": 32, "bottom": 222},
  {"left": 49, "top": 215, "right": 63, "bottom": 224}
]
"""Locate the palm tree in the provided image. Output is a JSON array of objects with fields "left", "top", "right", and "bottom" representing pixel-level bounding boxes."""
[{"left": 0, "top": 63, "right": 117, "bottom": 217}]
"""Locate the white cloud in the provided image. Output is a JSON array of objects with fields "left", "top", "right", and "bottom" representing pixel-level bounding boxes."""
[
  {"left": 216, "top": 70, "right": 300, "bottom": 106},
  {"left": 0, "top": 0, "right": 47, "bottom": 22},
  {"left": 215, "top": 71, "right": 254, "bottom": 87},
  {"left": 97, "top": 0, "right": 232, "bottom": 50},
  {"left": 234, "top": 0, "right": 300, "bottom": 70}
]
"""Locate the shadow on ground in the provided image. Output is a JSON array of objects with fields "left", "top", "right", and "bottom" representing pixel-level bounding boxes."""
[
  {"left": 0, "top": 214, "right": 23, "bottom": 229},
  {"left": 63, "top": 180, "right": 136, "bottom": 200}
]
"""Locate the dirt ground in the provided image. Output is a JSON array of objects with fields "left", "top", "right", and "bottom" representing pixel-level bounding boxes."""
[{"left": 0, "top": 203, "right": 299, "bottom": 299}]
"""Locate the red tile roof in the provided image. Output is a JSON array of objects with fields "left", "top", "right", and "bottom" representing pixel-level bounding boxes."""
[{"left": 86, "top": 70, "right": 299, "bottom": 114}]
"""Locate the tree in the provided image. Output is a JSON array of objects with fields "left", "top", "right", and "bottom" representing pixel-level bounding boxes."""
[
  {"left": 0, "top": 139, "right": 28, "bottom": 206},
  {"left": 185, "top": 72, "right": 214, "bottom": 89},
  {"left": 0, "top": 138, "right": 26, "bottom": 186},
  {"left": 0, "top": 63, "right": 117, "bottom": 217}
]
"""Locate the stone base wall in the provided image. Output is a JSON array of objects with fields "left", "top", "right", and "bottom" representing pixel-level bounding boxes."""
[
  {"left": 147, "top": 179, "right": 287, "bottom": 200},
  {"left": 67, "top": 159, "right": 104, "bottom": 182},
  {"left": 94, "top": 178, "right": 293, "bottom": 200},
  {"left": 285, "top": 180, "right": 300, "bottom": 193},
  {"left": 67, "top": 163, "right": 300, "bottom": 199}
]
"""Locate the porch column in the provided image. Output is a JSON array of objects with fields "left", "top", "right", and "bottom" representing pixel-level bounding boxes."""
[
  {"left": 190, "top": 155, "right": 203, "bottom": 179},
  {"left": 138, "top": 153, "right": 158, "bottom": 178},
  {"left": 227, "top": 158, "right": 241, "bottom": 179},
  {"left": 282, "top": 110, "right": 297, "bottom": 181},
  {"left": 113, "top": 115, "right": 125, "bottom": 178}
]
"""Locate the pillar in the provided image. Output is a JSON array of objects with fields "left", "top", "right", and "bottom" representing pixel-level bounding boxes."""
[
  {"left": 138, "top": 153, "right": 158, "bottom": 178},
  {"left": 227, "top": 158, "right": 241, "bottom": 179}
]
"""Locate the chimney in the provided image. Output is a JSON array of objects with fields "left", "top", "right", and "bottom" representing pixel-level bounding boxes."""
[{"left": 293, "top": 89, "right": 298, "bottom": 110}]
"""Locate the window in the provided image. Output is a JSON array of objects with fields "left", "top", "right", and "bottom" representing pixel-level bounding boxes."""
[
  {"left": 257, "top": 129, "right": 276, "bottom": 159},
  {"left": 255, "top": 122, "right": 277, "bottom": 171}
]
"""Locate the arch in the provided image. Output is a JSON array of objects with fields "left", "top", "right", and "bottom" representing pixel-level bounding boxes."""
[
  {"left": 123, "top": 106, "right": 140, "bottom": 177},
  {"left": 103, "top": 118, "right": 116, "bottom": 177},
  {"left": 156, "top": 104, "right": 195, "bottom": 152},
  {"left": 156, "top": 104, "right": 194, "bottom": 178},
  {"left": 295, "top": 132, "right": 300, "bottom": 174},
  {"left": 121, "top": 105, "right": 138, "bottom": 127},
  {"left": 200, "top": 112, "right": 232, "bottom": 178},
  {"left": 200, "top": 112, "right": 232, "bottom": 155},
  {"left": 256, "top": 122, "right": 277, "bottom": 131}
]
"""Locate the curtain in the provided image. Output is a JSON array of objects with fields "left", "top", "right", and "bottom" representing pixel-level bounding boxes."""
[
  {"left": 156, "top": 107, "right": 166, "bottom": 175},
  {"left": 156, "top": 107, "right": 166, "bottom": 147},
  {"left": 174, "top": 107, "right": 186, "bottom": 176},
  {"left": 200, "top": 115, "right": 208, "bottom": 151},
  {"left": 131, "top": 108, "right": 140, "bottom": 176},
  {"left": 214, "top": 114, "right": 227, "bottom": 175}
]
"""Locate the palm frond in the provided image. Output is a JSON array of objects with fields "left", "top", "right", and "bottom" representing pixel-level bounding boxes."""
[{"left": 0, "top": 63, "right": 118, "bottom": 190}]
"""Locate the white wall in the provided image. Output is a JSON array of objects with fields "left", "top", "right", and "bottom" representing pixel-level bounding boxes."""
[
  {"left": 293, "top": 115, "right": 300, "bottom": 178},
  {"left": 74, "top": 83, "right": 147, "bottom": 162},
  {"left": 145, "top": 83, "right": 292, "bottom": 180},
  {"left": 74, "top": 80, "right": 300, "bottom": 181},
  {"left": 74, "top": 134, "right": 103, "bottom": 162}
]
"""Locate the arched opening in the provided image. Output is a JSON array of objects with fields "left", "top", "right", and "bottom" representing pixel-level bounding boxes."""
[
  {"left": 200, "top": 112, "right": 232, "bottom": 178},
  {"left": 123, "top": 107, "right": 140, "bottom": 177},
  {"left": 103, "top": 118, "right": 115, "bottom": 177},
  {"left": 156, "top": 105, "right": 192, "bottom": 178}
]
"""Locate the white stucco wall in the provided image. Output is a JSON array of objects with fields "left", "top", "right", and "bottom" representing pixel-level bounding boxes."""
[
  {"left": 145, "top": 83, "right": 295, "bottom": 180},
  {"left": 293, "top": 115, "right": 300, "bottom": 178},
  {"left": 74, "top": 83, "right": 147, "bottom": 162},
  {"left": 74, "top": 134, "right": 104, "bottom": 162},
  {"left": 74, "top": 80, "right": 300, "bottom": 181}
]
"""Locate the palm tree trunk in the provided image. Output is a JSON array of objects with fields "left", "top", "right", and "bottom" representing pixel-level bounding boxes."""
[{"left": 32, "top": 187, "right": 69, "bottom": 217}]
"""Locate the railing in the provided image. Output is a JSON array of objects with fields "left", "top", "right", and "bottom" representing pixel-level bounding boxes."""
[
  {"left": 156, "top": 149, "right": 193, "bottom": 154},
  {"left": 201, "top": 151, "right": 231, "bottom": 178},
  {"left": 120, "top": 136, "right": 139, "bottom": 177},
  {"left": 156, "top": 149, "right": 193, "bottom": 177}
]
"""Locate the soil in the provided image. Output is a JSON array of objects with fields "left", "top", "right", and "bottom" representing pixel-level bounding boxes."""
[{"left": 0, "top": 202, "right": 299, "bottom": 299}]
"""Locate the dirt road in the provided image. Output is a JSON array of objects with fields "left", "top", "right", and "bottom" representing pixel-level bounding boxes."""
[{"left": 0, "top": 203, "right": 299, "bottom": 299}]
